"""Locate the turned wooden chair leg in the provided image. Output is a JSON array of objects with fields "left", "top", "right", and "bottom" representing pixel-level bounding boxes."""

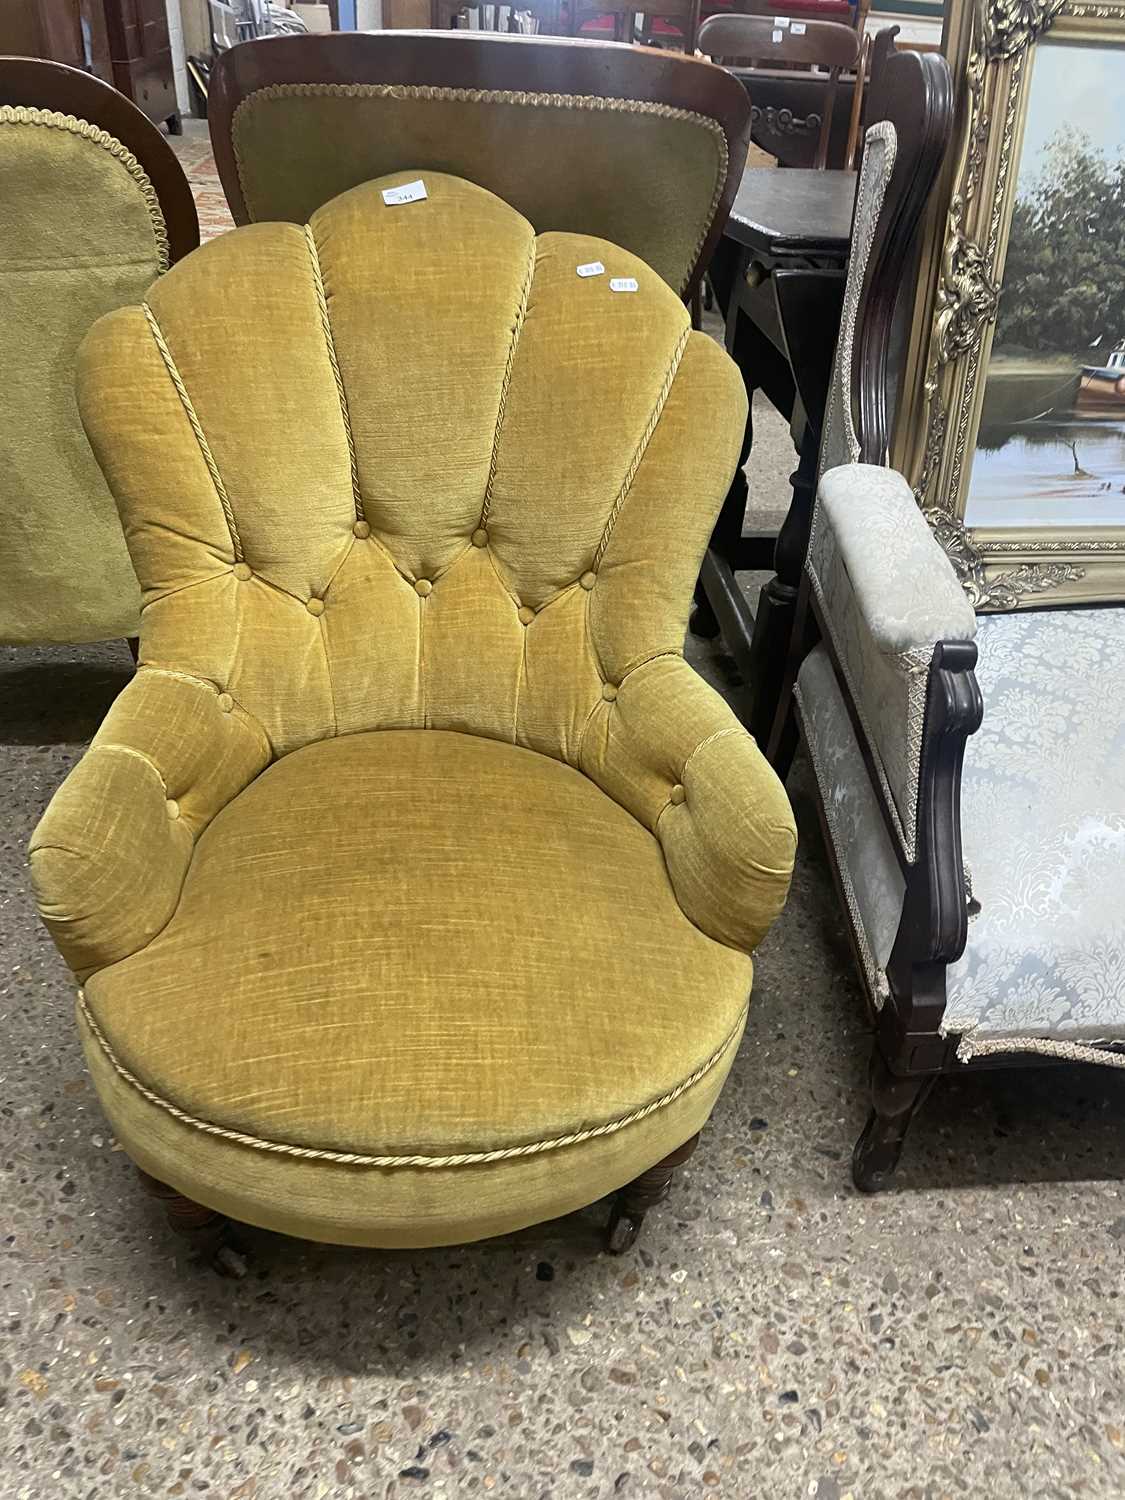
[
  {"left": 852, "top": 1048, "right": 936, "bottom": 1193},
  {"left": 605, "top": 1133, "right": 700, "bottom": 1254},
  {"left": 136, "top": 1167, "right": 224, "bottom": 1234}
]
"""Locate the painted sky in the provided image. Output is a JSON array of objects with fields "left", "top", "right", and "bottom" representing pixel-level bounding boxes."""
[{"left": 1018, "top": 41, "right": 1125, "bottom": 191}]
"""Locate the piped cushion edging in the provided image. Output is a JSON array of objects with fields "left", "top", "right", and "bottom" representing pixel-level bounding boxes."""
[{"left": 78, "top": 989, "right": 748, "bottom": 1168}]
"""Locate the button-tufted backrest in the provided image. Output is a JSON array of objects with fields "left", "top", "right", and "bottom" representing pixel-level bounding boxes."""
[{"left": 76, "top": 173, "right": 746, "bottom": 765}]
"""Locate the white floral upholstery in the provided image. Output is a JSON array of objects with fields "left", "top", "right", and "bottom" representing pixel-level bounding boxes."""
[
  {"left": 807, "top": 464, "right": 975, "bottom": 858},
  {"left": 795, "top": 644, "right": 906, "bottom": 1006},
  {"left": 944, "top": 608, "right": 1125, "bottom": 1057}
]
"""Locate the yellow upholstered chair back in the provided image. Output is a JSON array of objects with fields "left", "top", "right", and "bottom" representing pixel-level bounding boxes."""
[
  {"left": 0, "top": 59, "right": 198, "bottom": 646},
  {"left": 208, "top": 32, "right": 751, "bottom": 298},
  {"left": 77, "top": 173, "right": 746, "bottom": 810}
]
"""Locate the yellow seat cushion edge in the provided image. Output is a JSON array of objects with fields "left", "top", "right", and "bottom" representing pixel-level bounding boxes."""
[{"left": 77, "top": 989, "right": 748, "bottom": 1167}]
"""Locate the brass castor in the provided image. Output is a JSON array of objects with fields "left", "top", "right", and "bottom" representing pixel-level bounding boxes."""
[{"left": 604, "top": 1134, "right": 700, "bottom": 1255}]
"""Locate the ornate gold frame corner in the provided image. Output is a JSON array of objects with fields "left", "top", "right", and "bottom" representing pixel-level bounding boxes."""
[{"left": 893, "top": 0, "right": 1125, "bottom": 609}]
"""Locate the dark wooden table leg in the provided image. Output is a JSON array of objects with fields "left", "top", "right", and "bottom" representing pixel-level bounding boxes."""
[{"left": 746, "top": 409, "right": 819, "bottom": 746}]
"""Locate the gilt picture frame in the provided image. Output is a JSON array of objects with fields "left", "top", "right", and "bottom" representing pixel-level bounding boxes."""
[{"left": 894, "top": 0, "right": 1125, "bottom": 608}]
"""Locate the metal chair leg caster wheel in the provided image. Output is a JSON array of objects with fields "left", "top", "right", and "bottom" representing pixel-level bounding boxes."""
[{"left": 605, "top": 1201, "right": 644, "bottom": 1255}]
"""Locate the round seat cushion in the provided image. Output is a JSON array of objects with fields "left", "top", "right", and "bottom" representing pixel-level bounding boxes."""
[{"left": 79, "top": 730, "right": 752, "bottom": 1246}]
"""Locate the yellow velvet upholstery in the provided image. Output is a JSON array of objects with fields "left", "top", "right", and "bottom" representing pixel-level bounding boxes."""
[
  {"left": 0, "top": 107, "right": 167, "bottom": 645},
  {"left": 31, "top": 174, "right": 796, "bottom": 1247},
  {"left": 229, "top": 87, "right": 728, "bottom": 294}
]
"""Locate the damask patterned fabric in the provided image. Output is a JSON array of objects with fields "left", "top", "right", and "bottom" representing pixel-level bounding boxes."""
[
  {"left": 795, "top": 644, "right": 906, "bottom": 1006},
  {"left": 807, "top": 464, "right": 975, "bottom": 859},
  {"left": 944, "top": 608, "right": 1125, "bottom": 1047}
]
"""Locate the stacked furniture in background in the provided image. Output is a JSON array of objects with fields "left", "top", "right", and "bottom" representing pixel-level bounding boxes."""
[
  {"left": 30, "top": 174, "right": 797, "bottom": 1254},
  {"left": 0, "top": 0, "right": 181, "bottom": 132},
  {"left": 206, "top": 30, "right": 751, "bottom": 304},
  {"left": 0, "top": 57, "right": 198, "bottom": 648},
  {"left": 698, "top": 13, "right": 864, "bottom": 170}
]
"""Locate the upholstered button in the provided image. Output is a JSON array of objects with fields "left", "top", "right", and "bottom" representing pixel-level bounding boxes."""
[
  {"left": 518, "top": 606, "right": 535, "bottom": 625},
  {"left": 414, "top": 578, "right": 433, "bottom": 597},
  {"left": 579, "top": 571, "right": 597, "bottom": 591},
  {"left": 471, "top": 528, "right": 489, "bottom": 548},
  {"left": 165, "top": 799, "right": 180, "bottom": 820},
  {"left": 669, "top": 783, "right": 686, "bottom": 806},
  {"left": 601, "top": 682, "right": 618, "bottom": 702},
  {"left": 306, "top": 597, "right": 325, "bottom": 617},
  {"left": 352, "top": 520, "right": 371, "bottom": 539},
  {"left": 217, "top": 692, "right": 234, "bottom": 714},
  {"left": 232, "top": 562, "right": 252, "bottom": 582}
]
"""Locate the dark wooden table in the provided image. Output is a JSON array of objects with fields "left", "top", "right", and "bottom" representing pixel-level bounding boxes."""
[{"left": 695, "top": 165, "right": 856, "bottom": 744}]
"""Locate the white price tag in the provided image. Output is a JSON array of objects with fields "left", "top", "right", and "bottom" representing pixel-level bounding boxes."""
[
  {"left": 791, "top": 20, "right": 806, "bottom": 33},
  {"left": 382, "top": 179, "right": 427, "bottom": 206},
  {"left": 576, "top": 261, "right": 605, "bottom": 278},
  {"left": 773, "top": 14, "right": 789, "bottom": 24},
  {"left": 609, "top": 277, "right": 639, "bottom": 293},
  {"left": 772, "top": 27, "right": 783, "bottom": 41}
]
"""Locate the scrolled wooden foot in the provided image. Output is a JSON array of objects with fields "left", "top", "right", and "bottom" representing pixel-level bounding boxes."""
[
  {"left": 605, "top": 1133, "right": 700, "bottom": 1255},
  {"left": 852, "top": 1050, "right": 935, "bottom": 1193}
]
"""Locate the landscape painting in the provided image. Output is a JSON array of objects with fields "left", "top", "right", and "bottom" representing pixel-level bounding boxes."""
[{"left": 966, "top": 40, "right": 1125, "bottom": 530}]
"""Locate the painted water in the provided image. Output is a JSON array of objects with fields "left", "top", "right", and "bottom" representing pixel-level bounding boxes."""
[{"left": 966, "top": 421, "right": 1125, "bottom": 528}]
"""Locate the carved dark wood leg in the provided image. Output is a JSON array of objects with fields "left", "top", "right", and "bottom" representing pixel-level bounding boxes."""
[
  {"left": 852, "top": 1049, "right": 936, "bottom": 1193},
  {"left": 166, "top": 112, "right": 183, "bottom": 136},
  {"left": 136, "top": 1167, "right": 223, "bottom": 1234},
  {"left": 605, "top": 1134, "right": 700, "bottom": 1254}
]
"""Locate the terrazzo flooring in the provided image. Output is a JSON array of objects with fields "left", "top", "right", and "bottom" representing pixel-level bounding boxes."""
[
  {"left": 5, "top": 635, "right": 1125, "bottom": 1500},
  {"left": 4, "top": 116, "right": 1125, "bottom": 1500}
]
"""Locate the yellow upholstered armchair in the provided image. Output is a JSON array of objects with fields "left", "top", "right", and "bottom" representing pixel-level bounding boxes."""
[
  {"left": 0, "top": 57, "right": 198, "bottom": 647},
  {"left": 31, "top": 174, "right": 796, "bottom": 1254}
]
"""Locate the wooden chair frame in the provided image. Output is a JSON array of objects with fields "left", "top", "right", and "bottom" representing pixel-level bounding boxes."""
[
  {"left": 208, "top": 30, "right": 751, "bottom": 300},
  {"left": 765, "top": 44, "right": 983, "bottom": 1190},
  {"left": 698, "top": 12, "right": 860, "bottom": 168}
]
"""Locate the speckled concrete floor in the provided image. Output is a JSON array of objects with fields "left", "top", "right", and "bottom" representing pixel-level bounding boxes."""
[{"left": 5, "top": 628, "right": 1125, "bottom": 1500}]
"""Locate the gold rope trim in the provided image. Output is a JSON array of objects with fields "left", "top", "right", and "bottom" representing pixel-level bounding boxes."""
[
  {"left": 232, "top": 82, "right": 727, "bottom": 295},
  {"left": 593, "top": 323, "right": 690, "bottom": 570},
  {"left": 478, "top": 232, "right": 537, "bottom": 529},
  {"left": 0, "top": 104, "right": 169, "bottom": 272},
  {"left": 142, "top": 302, "right": 244, "bottom": 560},
  {"left": 78, "top": 989, "right": 745, "bottom": 1168},
  {"left": 303, "top": 223, "right": 363, "bottom": 524}
]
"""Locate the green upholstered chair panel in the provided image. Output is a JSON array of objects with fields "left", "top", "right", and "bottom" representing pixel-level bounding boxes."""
[
  {"left": 227, "top": 86, "right": 727, "bottom": 295},
  {"left": 0, "top": 106, "right": 168, "bottom": 645},
  {"left": 32, "top": 176, "right": 796, "bottom": 1248}
]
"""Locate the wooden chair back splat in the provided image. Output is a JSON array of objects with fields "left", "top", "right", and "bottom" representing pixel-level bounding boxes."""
[{"left": 698, "top": 13, "right": 861, "bottom": 168}]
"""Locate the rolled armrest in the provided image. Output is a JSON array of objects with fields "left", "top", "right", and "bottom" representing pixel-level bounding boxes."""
[
  {"left": 812, "top": 465, "right": 976, "bottom": 652},
  {"left": 807, "top": 463, "right": 976, "bottom": 853},
  {"left": 29, "top": 669, "right": 270, "bottom": 980},
  {"left": 580, "top": 654, "right": 797, "bottom": 954}
]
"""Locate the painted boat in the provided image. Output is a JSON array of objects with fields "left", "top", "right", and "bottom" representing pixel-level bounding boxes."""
[{"left": 1076, "top": 340, "right": 1125, "bottom": 419}]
